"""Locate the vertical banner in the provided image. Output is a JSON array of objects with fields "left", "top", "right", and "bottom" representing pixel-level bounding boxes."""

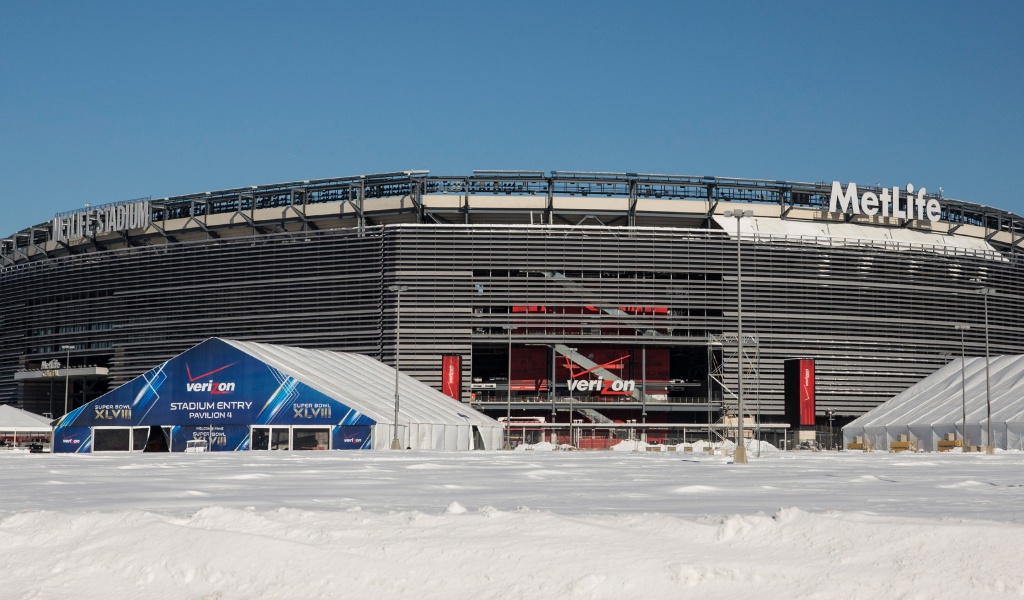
[
  {"left": 798, "top": 359, "right": 816, "bottom": 427},
  {"left": 784, "top": 358, "right": 816, "bottom": 431},
  {"left": 441, "top": 354, "right": 462, "bottom": 401}
]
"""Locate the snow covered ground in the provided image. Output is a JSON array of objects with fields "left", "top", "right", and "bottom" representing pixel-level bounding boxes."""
[{"left": 3, "top": 448, "right": 1024, "bottom": 599}]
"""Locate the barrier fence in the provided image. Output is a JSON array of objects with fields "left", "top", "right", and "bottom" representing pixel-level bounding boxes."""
[{"left": 500, "top": 422, "right": 794, "bottom": 451}]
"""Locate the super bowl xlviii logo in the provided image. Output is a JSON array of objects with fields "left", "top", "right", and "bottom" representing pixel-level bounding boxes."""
[
  {"left": 95, "top": 404, "right": 132, "bottom": 420},
  {"left": 194, "top": 432, "right": 227, "bottom": 446},
  {"left": 293, "top": 403, "right": 332, "bottom": 418},
  {"left": 185, "top": 362, "right": 238, "bottom": 395}
]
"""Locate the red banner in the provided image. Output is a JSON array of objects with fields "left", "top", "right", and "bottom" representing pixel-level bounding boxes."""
[
  {"left": 441, "top": 354, "right": 461, "bottom": 401},
  {"left": 799, "top": 359, "right": 815, "bottom": 426}
]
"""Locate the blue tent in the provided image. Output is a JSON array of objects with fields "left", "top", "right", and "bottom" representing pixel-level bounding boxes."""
[{"left": 53, "top": 338, "right": 501, "bottom": 452}]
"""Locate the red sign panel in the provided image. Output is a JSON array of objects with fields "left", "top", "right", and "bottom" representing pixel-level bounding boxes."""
[
  {"left": 799, "top": 359, "right": 815, "bottom": 427},
  {"left": 441, "top": 354, "right": 461, "bottom": 401}
]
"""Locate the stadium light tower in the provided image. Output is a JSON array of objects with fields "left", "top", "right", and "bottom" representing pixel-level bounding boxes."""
[
  {"left": 61, "top": 345, "right": 74, "bottom": 416},
  {"left": 723, "top": 209, "right": 752, "bottom": 464},
  {"left": 502, "top": 325, "right": 518, "bottom": 449},
  {"left": 954, "top": 324, "right": 970, "bottom": 449},
  {"left": 388, "top": 285, "right": 409, "bottom": 450},
  {"left": 978, "top": 288, "right": 995, "bottom": 454}
]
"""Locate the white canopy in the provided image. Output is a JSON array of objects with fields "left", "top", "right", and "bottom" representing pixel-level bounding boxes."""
[
  {"left": 0, "top": 404, "right": 52, "bottom": 432},
  {"left": 713, "top": 215, "right": 999, "bottom": 258},
  {"left": 843, "top": 355, "right": 1024, "bottom": 451},
  {"left": 222, "top": 339, "right": 503, "bottom": 450}
]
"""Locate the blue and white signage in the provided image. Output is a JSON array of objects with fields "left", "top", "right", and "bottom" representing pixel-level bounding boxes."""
[{"left": 52, "top": 338, "right": 375, "bottom": 452}]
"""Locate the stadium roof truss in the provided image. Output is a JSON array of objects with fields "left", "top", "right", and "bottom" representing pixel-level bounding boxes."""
[{"left": 4, "top": 170, "right": 1024, "bottom": 266}]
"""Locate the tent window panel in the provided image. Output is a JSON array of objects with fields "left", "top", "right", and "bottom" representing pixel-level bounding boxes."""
[
  {"left": 132, "top": 428, "right": 149, "bottom": 452},
  {"left": 271, "top": 428, "right": 290, "bottom": 450},
  {"left": 252, "top": 427, "right": 270, "bottom": 450},
  {"left": 94, "top": 428, "right": 131, "bottom": 452},
  {"left": 293, "top": 428, "right": 329, "bottom": 450}
]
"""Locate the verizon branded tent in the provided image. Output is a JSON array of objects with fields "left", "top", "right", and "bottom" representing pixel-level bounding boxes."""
[
  {"left": 843, "top": 355, "right": 1024, "bottom": 451},
  {"left": 53, "top": 338, "right": 502, "bottom": 453}
]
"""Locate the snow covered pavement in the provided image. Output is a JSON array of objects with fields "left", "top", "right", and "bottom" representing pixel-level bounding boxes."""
[{"left": 2, "top": 449, "right": 1023, "bottom": 598}]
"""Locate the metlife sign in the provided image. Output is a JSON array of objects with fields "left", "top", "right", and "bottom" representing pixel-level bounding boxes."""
[
  {"left": 829, "top": 182, "right": 942, "bottom": 223},
  {"left": 52, "top": 200, "right": 150, "bottom": 243}
]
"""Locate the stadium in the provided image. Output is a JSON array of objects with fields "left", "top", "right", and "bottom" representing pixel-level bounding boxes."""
[{"left": 3, "top": 170, "right": 1023, "bottom": 443}]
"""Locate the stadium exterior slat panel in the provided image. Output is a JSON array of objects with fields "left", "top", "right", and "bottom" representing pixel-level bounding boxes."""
[{"left": 3, "top": 171, "right": 1024, "bottom": 427}]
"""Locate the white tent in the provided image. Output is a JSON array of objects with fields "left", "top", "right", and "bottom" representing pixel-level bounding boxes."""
[
  {"left": 223, "top": 339, "right": 503, "bottom": 451},
  {"left": 843, "top": 355, "right": 1024, "bottom": 451},
  {"left": 0, "top": 404, "right": 52, "bottom": 446}
]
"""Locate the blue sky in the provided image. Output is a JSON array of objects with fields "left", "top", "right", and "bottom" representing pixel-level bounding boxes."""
[{"left": 1, "top": 1, "right": 1021, "bottom": 231}]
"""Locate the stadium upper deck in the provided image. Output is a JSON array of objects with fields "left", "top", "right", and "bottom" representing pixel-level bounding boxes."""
[{"left": 3, "top": 170, "right": 1023, "bottom": 264}]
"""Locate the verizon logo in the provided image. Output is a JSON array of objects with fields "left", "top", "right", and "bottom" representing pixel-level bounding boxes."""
[{"left": 185, "top": 362, "right": 238, "bottom": 395}]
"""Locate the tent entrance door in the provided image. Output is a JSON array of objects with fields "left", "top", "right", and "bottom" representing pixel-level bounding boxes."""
[
  {"left": 251, "top": 426, "right": 290, "bottom": 450},
  {"left": 93, "top": 427, "right": 149, "bottom": 452},
  {"left": 292, "top": 427, "right": 331, "bottom": 450}
]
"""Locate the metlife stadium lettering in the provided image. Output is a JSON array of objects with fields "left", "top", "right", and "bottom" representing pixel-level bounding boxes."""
[
  {"left": 52, "top": 200, "right": 150, "bottom": 243},
  {"left": 830, "top": 182, "right": 942, "bottom": 223}
]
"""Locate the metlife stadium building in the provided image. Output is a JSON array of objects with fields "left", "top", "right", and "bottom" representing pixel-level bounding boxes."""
[{"left": 3, "top": 170, "right": 1023, "bottom": 431}]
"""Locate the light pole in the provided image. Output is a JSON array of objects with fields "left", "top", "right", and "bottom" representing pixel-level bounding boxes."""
[
  {"left": 954, "top": 324, "right": 970, "bottom": 449},
  {"left": 550, "top": 347, "right": 557, "bottom": 444},
  {"left": 502, "top": 325, "right": 518, "bottom": 449},
  {"left": 388, "top": 285, "right": 408, "bottom": 450},
  {"left": 753, "top": 334, "right": 761, "bottom": 457},
  {"left": 979, "top": 288, "right": 994, "bottom": 454},
  {"left": 564, "top": 346, "right": 576, "bottom": 448},
  {"left": 825, "top": 408, "right": 836, "bottom": 450},
  {"left": 723, "top": 209, "right": 752, "bottom": 464},
  {"left": 61, "top": 345, "right": 74, "bottom": 416},
  {"left": 641, "top": 343, "right": 647, "bottom": 442},
  {"left": 568, "top": 369, "right": 574, "bottom": 448}
]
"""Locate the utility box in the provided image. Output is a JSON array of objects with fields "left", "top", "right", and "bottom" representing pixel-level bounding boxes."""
[
  {"left": 937, "top": 439, "right": 962, "bottom": 451},
  {"left": 890, "top": 435, "right": 916, "bottom": 452}
]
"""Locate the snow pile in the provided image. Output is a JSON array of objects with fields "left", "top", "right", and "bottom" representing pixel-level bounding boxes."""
[
  {"left": 518, "top": 438, "right": 781, "bottom": 454},
  {"left": 741, "top": 439, "right": 780, "bottom": 453},
  {"left": 2, "top": 451, "right": 1024, "bottom": 598},
  {"left": 684, "top": 439, "right": 780, "bottom": 454},
  {"left": 4, "top": 505, "right": 1023, "bottom": 599},
  {"left": 610, "top": 439, "right": 649, "bottom": 451},
  {"left": 514, "top": 441, "right": 559, "bottom": 451}
]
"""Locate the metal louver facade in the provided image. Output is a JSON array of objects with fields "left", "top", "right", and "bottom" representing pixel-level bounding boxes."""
[{"left": 3, "top": 170, "right": 1023, "bottom": 424}]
